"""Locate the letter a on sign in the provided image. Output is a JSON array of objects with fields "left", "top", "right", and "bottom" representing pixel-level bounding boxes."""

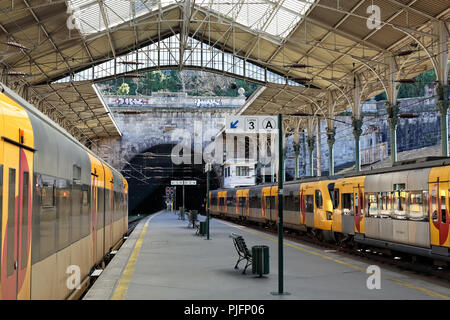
[{"left": 262, "top": 117, "right": 277, "bottom": 132}]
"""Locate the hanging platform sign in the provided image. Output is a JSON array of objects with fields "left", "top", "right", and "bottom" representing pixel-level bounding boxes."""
[{"left": 225, "top": 115, "right": 278, "bottom": 133}]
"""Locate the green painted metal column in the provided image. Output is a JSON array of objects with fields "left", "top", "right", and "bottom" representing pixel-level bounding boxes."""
[
  {"left": 206, "top": 166, "right": 210, "bottom": 240},
  {"left": 326, "top": 127, "right": 336, "bottom": 176},
  {"left": 306, "top": 137, "right": 315, "bottom": 176},
  {"left": 271, "top": 113, "right": 289, "bottom": 296},
  {"left": 437, "top": 84, "right": 449, "bottom": 157},
  {"left": 386, "top": 102, "right": 399, "bottom": 165},
  {"left": 352, "top": 117, "right": 363, "bottom": 172}
]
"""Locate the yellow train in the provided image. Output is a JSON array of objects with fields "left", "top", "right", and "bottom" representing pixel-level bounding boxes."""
[
  {"left": 0, "top": 82, "right": 128, "bottom": 299},
  {"left": 210, "top": 158, "right": 450, "bottom": 263}
]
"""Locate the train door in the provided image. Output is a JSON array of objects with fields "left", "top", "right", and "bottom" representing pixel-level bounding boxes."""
[
  {"left": 430, "top": 181, "right": 449, "bottom": 247},
  {"left": 300, "top": 190, "right": 305, "bottom": 225},
  {"left": 90, "top": 172, "right": 98, "bottom": 264},
  {"left": 239, "top": 197, "right": 245, "bottom": 216},
  {"left": 354, "top": 185, "right": 363, "bottom": 233},
  {"left": 2, "top": 141, "right": 33, "bottom": 299}
]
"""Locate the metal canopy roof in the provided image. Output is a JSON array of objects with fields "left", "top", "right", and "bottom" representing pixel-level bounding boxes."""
[{"left": 0, "top": 0, "right": 448, "bottom": 141}]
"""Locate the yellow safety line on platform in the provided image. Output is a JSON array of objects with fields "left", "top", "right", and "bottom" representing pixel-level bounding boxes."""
[
  {"left": 111, "top": 212, "right": 161, "bottom": 300},
  {"left": 219, "top": 220, "right": 450, "bottom": 300}
]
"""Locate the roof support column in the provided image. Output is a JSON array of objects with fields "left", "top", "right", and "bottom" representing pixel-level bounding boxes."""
[
  {"left": 326, "top": 127, "right": 336, "bottom": 176},
  {"left": 293, "top": 133, "right": 300, "bottom": 179},
  {"left": 316, "top": 119, "right": 322, "bottom": 177},
  {"left": 433, "top": 21, "right": 449, "bottom": 156},
  {"left": 326, "top": 91, "right": 336, "bottom": 176},
  {"left": 384, "top": 55, "right": 400, "bottom": 165},
  {"left": 306, "top": 116, "right": 316, "bottom": 176},
  {"left": 352, "top": 73, "right": 363, "bottom": 172}
]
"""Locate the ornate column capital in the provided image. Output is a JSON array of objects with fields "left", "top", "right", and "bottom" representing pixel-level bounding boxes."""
[
  {"left": 352, "top": 117, "right": 363, "bottom": 138},
  {"left": 326, "top": 127, "right": 336, "bottom": 146}
]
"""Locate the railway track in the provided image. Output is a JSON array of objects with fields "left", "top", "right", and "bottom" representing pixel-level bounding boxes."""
[
  {"left": 215, "top": 215, "right": 450, "bottom": 285},
  {"left": 127, "top": 214, "right": 149, "bottom": 235}
]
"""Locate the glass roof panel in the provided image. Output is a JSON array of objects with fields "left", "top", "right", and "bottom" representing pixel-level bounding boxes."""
[
  {"left": 66, "top": 0, "right": 177, "bottom": 35},
  {"left": 67, "top": 0, "right": 314, "bottom": 38},
  {"left": 207, "top": 0, "right": 314, "bottom": 38}
]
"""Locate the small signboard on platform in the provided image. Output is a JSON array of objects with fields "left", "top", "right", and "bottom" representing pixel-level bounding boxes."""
[
  {"left": 171, "top": 180, "right": 197, "bottom": 185},
  {"left": 225, "top": 115, "right": 278, "bottom": 133}
]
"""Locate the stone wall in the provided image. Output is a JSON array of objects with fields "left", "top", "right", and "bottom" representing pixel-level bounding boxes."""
[{"left": 92, "top": 107, "right": 238, "bottom": 171}]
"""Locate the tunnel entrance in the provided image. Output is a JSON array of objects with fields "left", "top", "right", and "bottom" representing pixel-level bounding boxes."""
[{"left": 122, "top": 143, "right": 220, "bottom": 215}]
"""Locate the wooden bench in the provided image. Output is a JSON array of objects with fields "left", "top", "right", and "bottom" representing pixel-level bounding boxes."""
[{"left": 230, "top": 233, "right": 252, "bottom": 274}]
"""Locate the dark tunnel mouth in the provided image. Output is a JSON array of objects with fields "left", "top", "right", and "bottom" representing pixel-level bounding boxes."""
[{"left": 122, "top": 143, "right": 220, "bottom": 215}]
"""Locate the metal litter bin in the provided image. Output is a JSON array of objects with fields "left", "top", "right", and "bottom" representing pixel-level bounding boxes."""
[
  {"left": 252, "top": 245, "right": 269, "bottom": 277},
  {"left": 199, "top": 221, "right": 207, "bottom": 236}
]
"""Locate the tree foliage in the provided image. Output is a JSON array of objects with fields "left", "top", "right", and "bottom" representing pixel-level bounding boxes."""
[
  {"left": 100, "top": 69, "right": 259, "bottom": 98},
  {"left": 374, "top": 65, "right": 449, "bottom": 101}
]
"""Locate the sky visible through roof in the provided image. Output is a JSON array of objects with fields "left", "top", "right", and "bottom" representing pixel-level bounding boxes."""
[{"left": 66, "top": 0, "right": 314, "bottom": 38}]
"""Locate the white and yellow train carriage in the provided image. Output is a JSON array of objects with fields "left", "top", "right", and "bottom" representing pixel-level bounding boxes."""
[{"left": 0, "top": 82, "right": 128, "bottom": 300}]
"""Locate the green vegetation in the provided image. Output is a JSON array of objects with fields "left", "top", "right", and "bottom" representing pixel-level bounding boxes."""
[
  {"left": 98, "top": 69, "right": 259, "bottom": 98},
  {"left": 374, "top": 65, "right": 449, "bottom": 101}
]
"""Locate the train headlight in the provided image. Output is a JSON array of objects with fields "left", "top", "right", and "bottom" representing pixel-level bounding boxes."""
[{"left": 326, "top": 211, "right": 333, "bottom": 220}]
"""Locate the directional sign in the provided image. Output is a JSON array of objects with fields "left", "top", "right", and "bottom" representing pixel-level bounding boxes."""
[
  {"left": 171, "top": 180, "right": 197, "bottom": 185},
  {"left": 226, "top": 115, "right": 277, "bottom": 133}
]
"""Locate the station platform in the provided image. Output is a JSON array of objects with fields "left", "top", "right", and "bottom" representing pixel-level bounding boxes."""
[{"left": 84, "top": 210, "right": 450, "bottom": 300}]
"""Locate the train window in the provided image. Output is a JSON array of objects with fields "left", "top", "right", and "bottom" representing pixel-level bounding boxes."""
[
  {"left": 305, "top": 195, "right": 314, "bottom": 213},
  {"left": 441, "top": 196, "right": 447, "bottom": 224},
  {"left": 284, "top": 191, "right": 293, "bottom": 211},
  {"left": 393, "top": 191, "right": 407, "bottom": 219},
  {"left": 227, "top": 195, "right": 234, "bottom": 206},
  {"left": 315, "top": 190, "right": 323, "bottom": 209},
  {"left": 341, "top": 193, "right": 353, "bottom": 215},
  {"left": 366, "top": 193, "right": 378, "bottom": 217},
  {"left": 379, "top": 192, "right": 392, "bottom": 218},
  {"left": 409, "top": 191, "right": 427, "bottom": 221},
  {"left": 332, "top": 189, "right": 339, "bottom": 209},
  {"left": 354, "top": 193, "right": 359, "bottom": 216},
  {"left": 7, "top": 168, "right": 16, "bottom": 277},
  {"left": 293, "top": 194, "right": 300, "bottom": 212},
  {"left": 219, "top": 197, "right": 225, "bottom": 209},
  {"left": 42, "top": 184, "right": 55, "bottom": 207},
  {"left": 21, "top": 171, "right": 29, "bottom": 269},
  {"left": 98, "top": 187, "right": 105, "bottom": 229},
  {"left": 431, "top": 187, "right": 438, "bottom": 222},
  {"left": 71, "top": 182, "right": 82, "bottom": 242},
  {"left": 81, "top": 185, "right": 90, "bottom": 237},
  {"left": 105, "top": 189, "right": 111, "bottom": 226},
  {"left": 58, "top": 179, "right": 71, "bottom": 250}
]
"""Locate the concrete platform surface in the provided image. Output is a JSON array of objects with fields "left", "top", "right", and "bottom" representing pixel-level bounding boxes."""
[{"left": 84, "top": 210, "right": 450, "bottom": 300}]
